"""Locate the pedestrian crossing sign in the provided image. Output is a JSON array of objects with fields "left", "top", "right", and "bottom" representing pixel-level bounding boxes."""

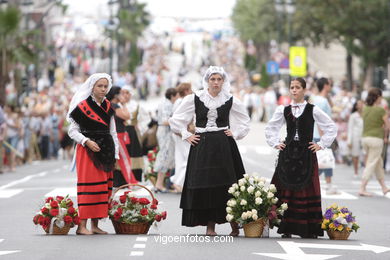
[{"left": 289, "top": 46, "right": 307, "bottom": 77}]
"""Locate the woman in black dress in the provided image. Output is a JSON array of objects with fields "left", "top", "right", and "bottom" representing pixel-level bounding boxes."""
[{"left": 169, "top": 66, "right": 250, "bottom": 236}]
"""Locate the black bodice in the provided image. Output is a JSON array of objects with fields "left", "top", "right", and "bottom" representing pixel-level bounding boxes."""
[
  {"left": 194, "top": 95, "right": 233, "bottom": 128},
  {"left": 284, "top": 104, "right": 315, "bottom": 144},
  {"left": 70, "top": 96, "right": 116, "bottom": 172}
]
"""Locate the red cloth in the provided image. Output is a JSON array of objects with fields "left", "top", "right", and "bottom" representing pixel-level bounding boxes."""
[
  {"left": 117, "top": 132, "right": 138, "bottom": 184},
  {"left": 76, "top": 144, "right": 113, "bottom": 219},
  {"left": 271, "top": 156, "right": 323, "bottom": 236}
]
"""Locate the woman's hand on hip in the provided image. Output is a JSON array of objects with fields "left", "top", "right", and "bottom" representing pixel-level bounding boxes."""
[
  {"left": 224, "top": 129, "right": 233, "bottom": 137},
  {"left": 86, "top": 140, "right": 101, "bottom": 152},
  {"left": 186, "top": 134, "right": 200, "bottom": 146},
  {"left": 308, "top": 142, "right": 321, "bottom": 153},
  {"left": 275, "top": 143, "right": 286, "bottom": 150}
]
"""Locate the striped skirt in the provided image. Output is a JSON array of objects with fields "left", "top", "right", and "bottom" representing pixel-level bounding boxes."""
[
  {"left": 76, "top": 144, "right": 113, "bottom": 219},
  {"left": 271, "top": 155, "right": 324, "bottom": 237}
]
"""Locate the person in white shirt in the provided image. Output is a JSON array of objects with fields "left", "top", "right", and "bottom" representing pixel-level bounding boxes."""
[
  {"left": 169, "top": 66, "right": 250, "bottom": 236},
  {"left": 265, "top": 77, "right": 337, "bottom": 238}
]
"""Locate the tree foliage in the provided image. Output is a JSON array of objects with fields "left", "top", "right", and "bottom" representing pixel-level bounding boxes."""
[
  {"left": 115, "top": 0, "right": 150, "bottom": 73},
  {"left": 0, "top": 6, "right": 38, "bottom": 106},
  {"left": 231, "top": 0, "right": 280, "bottom": 67},
  {"left": 293, "top": 0, "right": 390, "bottom": 67}
]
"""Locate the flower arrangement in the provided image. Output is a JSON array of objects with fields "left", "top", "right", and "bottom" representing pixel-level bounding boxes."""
[
  {"left": 109, "top": 190, "right": 167, "bottom": 225},
  {"left": 33, "top": 195, "right": 80, "bottom": 234},
  {"left": 322, "top": 204, "right": 359, "bottom": 233},
  {"left": 225, "top": 174, "right": 287, "bottom": 227}
]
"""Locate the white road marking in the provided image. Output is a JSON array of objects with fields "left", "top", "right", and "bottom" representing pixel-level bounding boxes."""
[
  {"left": 133, "top": 244, "right": 146, "bottom": 249},
  {"left": 0, "top": 189, "right": 23, "bottom": 198},
  {"left": 0, "top": 171, "right": 47, "bottom": 190},
  {"left": 0, "top": 239, "right": 20, "bottom": 256},
  {"left": 320, "top": 189, "right": 358, "bottom": 200},
  {"left": 45, "top": 188, "right": 76, "bottom": 197},
  {"left": 130, "top": 251, "right": 144, "bottom": 256},
  {"left": 136, "top": 237, "right": 148, "bottom": 242},
  {"left": 375, "top": 191, "right": 390, "bottom": 198},
  {"left": 254, "top": 241, "right": 390, "bottom": 260}
]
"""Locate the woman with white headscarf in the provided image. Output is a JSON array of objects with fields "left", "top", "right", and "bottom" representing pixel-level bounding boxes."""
[
  {"left": 169, "top": 66, "right": 250, "bottom": 236},
  {"left": 67, "top": 73, "right": 119, "bottom": 235}
]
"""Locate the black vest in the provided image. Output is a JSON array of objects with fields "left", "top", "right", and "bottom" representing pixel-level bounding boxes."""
[
  {"left": 194, "top": 95, "right": 233, "bottom": 128},
  {"left": 70, "top": 96, "right": 116, "bottom": 172},
  {"left": 274, "top": 103, "right": 315, "bottom": 191},
  {"left": 284, "top": 104, "right": 315, "bottom": 144}
]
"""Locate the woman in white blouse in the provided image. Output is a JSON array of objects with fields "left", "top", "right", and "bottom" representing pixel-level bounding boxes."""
[
  {"left": 265, "top": 77, "right": 337, "bottom": 238},
  {"left": 169, "top": 66, "right": 250, "bottom": 236}
]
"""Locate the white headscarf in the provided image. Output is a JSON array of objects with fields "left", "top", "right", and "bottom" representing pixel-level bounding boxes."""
[
  {"left": 201, "top": 66, "right": 231, "bottom": 96},
  {"left": 67, "top": 73, "right": 113, "bottom": 122},
  {"left": 121, "top": 85, "right": 135, "bottom": 96}
]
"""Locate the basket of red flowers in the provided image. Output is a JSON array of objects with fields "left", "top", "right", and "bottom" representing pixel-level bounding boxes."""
[
  {"left": 109, "top": 184, "right": 167, "bottom": 234},
  {"left": 33, "top": 195, "right": 80, "bottom": 235}
]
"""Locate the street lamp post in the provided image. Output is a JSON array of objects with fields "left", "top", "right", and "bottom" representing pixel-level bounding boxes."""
[{"left": 107, "top": 0, "right": 118, "bottom": 76}]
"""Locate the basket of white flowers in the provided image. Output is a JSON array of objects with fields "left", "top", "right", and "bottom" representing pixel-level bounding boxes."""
[{"left": 225, "top": 174, "right": 288, "bottom": 238}]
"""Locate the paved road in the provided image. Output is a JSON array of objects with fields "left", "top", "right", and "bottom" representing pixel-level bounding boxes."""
[{"left": 0, "top": 122, "right": 390, "bottom": 260}]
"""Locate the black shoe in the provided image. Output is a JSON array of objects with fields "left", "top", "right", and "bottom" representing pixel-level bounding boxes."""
[{"left": 281, "top": 234, "right": 292, "bottom": 238}]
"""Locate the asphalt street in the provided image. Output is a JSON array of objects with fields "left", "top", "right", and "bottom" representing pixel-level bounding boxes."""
[{"left": 0, "top": 122, "right": 389, "bottom": 260}]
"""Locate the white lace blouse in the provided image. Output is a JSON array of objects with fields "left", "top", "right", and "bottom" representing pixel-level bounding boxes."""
[
  {"left": 169, "top": 91, "right": 250, "bottom": 140},
  {"left": 265, "top": 101, "right": 337, "bottom": 149}
]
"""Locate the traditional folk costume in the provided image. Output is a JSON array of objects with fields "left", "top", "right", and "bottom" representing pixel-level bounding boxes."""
[
  {"left": 265, "top": 101, "right": 337, "bottom": 237},
  {"left": 170, "top": 97, "right": 191, "bottom": 187},
  {"left": 111, "top": 102, "right": 138, "bottom": 187},
  {"left": 124, "top": 87, "right": 147, "bottom": 182},
  {"left": 67, "top": 73, "right": 119, "bottom": 220},
  {"left": 169, "top": 66, "right": 250, "bottom": 226}
]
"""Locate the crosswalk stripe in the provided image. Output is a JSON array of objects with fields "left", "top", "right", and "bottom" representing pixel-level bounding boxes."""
[
  {"left": 321, "top": 189, "right": 358, "bottom": 200},
  {"left": 45, "top": 185, "right": 156, "bottom": 198},
  {"left": 0, "top": 189, "right": 23, "bottom": 199}
]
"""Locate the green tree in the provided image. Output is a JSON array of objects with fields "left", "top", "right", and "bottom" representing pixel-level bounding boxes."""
[
  {"left": 0, "top": 6, "right": 38, "bottom": 106},
  {"left": 231, "top": 0, "right": 281, "bottom": 69},
  {"left": 115, "top": 0, "right": 150, "bottom": 73},
  {"left": 293, "top": 0, "right": 390, "bottom": 89}
]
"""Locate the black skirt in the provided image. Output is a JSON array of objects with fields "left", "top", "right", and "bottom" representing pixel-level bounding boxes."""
[
  {"left": 180, "top": 131, "right": 245, "bottom": 226},
  {"left": 125, "top": 125, "right": 144, "bottom": 181}
]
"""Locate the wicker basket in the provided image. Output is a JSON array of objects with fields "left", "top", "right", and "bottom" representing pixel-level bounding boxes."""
[
  {"left": 44, "top": 223, "right": 71, "bottom": 235},
  {"left": 243, "top": 218, "right": 266, "bottom": 238},
  {"left": 327, "top": 229, "right": 351, "bottom": 240},
  {"left": 109, "top": 183, "right": 155, "bottom": 234}
]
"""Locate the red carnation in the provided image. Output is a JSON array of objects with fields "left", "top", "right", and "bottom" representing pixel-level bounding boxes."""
[
  {"left": 151, "top": 204, "right": 157, "bottom": 209},
  {"left": 67, "top": 207, "right": 75, "bottom": 215},
  {"left": 41, "top": 207, "right": 49, "bottom": 214},
  {"left": 50, "top": 200, "right": 59, "bottom": 208},
  {"left": 161, "top": 211, "right": 167, "bottom": 220},
  {"left": 56, "top": 196, "right": 64, "bottom": 202},
  {"left": 131, "top": 197, "right": 138, "bottom": 204},
  {"left": 33, "top": 215, "right": 40, "bottom": 224},
  {"left": 152, "top": 199, "right": 159, "bottom": 205},
  {"left": 139, "top": 198, "right": 150, "bottom": 205},
  {"left": 64, "top": 215, "right": 73, "bottom": 224},
  {"left": 119, "top": 195, "right": 127, "bottom": 204},
  {"left": 43, "top": 217, "right": 51, "bottom": 227},
  {"left": 73, "top": 216, "right": 80, "bottom": 225},
  {"left": 38, "top": 216, "right": 45, "bottom": 225},
  {"left": 113, "top": 211, "right": 121, "bottom": 221},
  {"left": 155, "top": 215, "right": 162, "bottom": 222},
  {"left": 45, "top": 197, "right": 54, "bottom": 203},
  {"left": 66, "top": 200, "right": 73, "bottom": 207},
  {"left": 50, "top": 208, "right": 59, "bottom": 216},
  {"left": 140, "top": 208, "right": 148, "bottom": 216},
  {"left": 117, "top": 208, "right": 123, "bottom": 215}
]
